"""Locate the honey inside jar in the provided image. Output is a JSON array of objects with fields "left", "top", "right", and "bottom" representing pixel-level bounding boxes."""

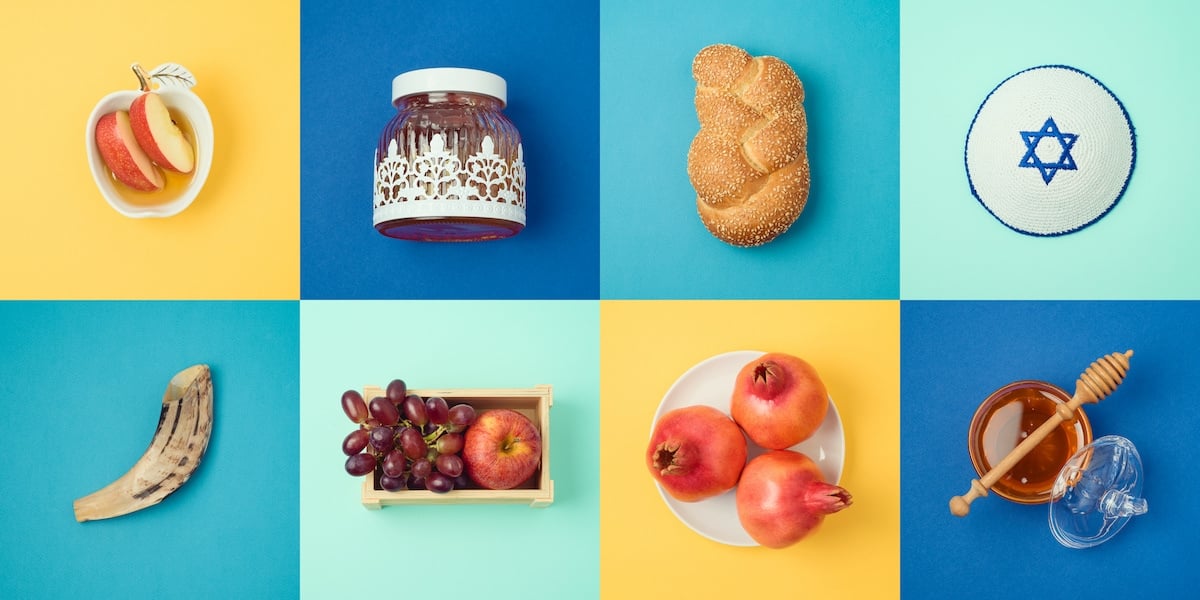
[
  {"left": 107, "top": 110, "right": 197, "bottom": 206},
  {"left": 968, "top": 380, "right": 1092, "bottom": 504}
]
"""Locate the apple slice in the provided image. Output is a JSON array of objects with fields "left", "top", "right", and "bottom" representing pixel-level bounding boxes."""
[
  {"left": 129, "top": 92, "right": 194, "bottom": 173},
  {"left": 95, "top": 111, "right": 165, "bottom": 192}
]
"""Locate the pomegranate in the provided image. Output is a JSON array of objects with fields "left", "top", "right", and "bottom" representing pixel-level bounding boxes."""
[
  {"left": 646, "top": 405, "right": 747, "bottom": 502},
  {"left": 736, "top": 450, "right": 851, "bottom": 548},
  {"left": 730, "top": 352, "right": 828, "bottom": 449}
]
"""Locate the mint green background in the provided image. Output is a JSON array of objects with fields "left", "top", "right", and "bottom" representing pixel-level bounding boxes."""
[
  {"left": 299, "top": 301, "right": 599, "bottom": 599},
  {"left": 901, "top": 0, "right": 1200, "bottom": 299}
]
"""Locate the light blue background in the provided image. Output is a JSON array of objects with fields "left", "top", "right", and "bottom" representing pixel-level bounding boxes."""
[
  {"left": 0, "top": 301, "right": 299, "bottom": 598},
  {"left": 902, "top": 301, "right": 1199, "bottom": 598},
  {"left": 600, "top": 0, "right": 900, "bottom": 299},
  {"left": 299, "top": 301, "right": 599, "bottom": 599},
  {"left": 901, "top": 0, "right": 1200, "bottom": 299}
]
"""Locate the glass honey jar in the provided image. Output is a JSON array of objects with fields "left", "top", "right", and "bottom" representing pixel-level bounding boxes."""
[{"left": 373, "top": 68, "right": 525, "bottom": 241}]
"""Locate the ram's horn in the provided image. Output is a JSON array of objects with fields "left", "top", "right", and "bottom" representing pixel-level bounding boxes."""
[{"left": 74, "top": 364, "right": 213, "bottom": 522}]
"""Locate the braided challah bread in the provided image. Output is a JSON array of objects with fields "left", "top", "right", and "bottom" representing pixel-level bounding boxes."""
[{"left": 688, "top": 44, "right": 810, "bottom": 247}]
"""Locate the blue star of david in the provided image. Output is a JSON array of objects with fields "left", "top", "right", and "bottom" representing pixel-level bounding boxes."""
[{"left": 1018, "top": 117, "right": 1079, "bottom": 184}]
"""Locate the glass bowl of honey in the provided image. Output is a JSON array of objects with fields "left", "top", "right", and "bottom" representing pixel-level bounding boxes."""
[{"left": 967, "top": 380, "right": 1093, "bottom": 504}]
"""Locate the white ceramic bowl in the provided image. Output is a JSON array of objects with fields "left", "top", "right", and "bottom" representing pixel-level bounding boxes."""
[{"left": 85, "top": 88, "right": 213, "bottom": 218}]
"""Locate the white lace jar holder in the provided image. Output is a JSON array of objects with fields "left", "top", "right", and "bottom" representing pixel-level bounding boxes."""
[
  {"left": 374, "top": 68, "right": 525, "bottom": 242},
  {"left": 965, "top": 65, "right": 1135, "bottom": 236}
]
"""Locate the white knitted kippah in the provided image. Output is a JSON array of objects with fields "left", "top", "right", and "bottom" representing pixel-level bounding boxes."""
[{"left": 965, "top": 65, "right": 1135, "bottom": 236}]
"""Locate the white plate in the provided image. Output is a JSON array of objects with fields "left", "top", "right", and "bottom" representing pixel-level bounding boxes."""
[{"left": 651, "top": 350, "right": 845, "bottom": 547}]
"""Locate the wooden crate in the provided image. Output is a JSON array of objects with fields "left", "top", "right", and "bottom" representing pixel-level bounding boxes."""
[{"left": 360, "top": 385, "right": 553, "bottom": 509}]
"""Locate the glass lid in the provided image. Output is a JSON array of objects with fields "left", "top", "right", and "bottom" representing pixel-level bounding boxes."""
[{"left": 1048, "top": 435, "right": 1148, "bottom": 549}]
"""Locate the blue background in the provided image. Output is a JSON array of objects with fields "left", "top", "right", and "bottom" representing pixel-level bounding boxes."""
[
  {"left": 901, "top": 301, "right": 1198, "bottom": 598},
  {"left": 599, "top": 0, "right": 899, "bottom": 299},
  {"left": 0, "top": 301, "right": 299, "bottom": 599},
  {"left": 300, "top": 0, "right": 599, "bottom": 299}
]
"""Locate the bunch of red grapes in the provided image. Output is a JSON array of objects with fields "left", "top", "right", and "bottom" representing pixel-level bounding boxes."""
[{"left": 341, "top": 379, "right": 477, "bottom": 493}]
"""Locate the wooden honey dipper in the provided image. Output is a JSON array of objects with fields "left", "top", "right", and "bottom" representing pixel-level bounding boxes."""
[{"left": 949, "top": 350, "right": 1133, "bottom": 517}]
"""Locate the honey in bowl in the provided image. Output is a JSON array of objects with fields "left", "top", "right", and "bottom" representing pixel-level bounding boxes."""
[
  {"left": 967, "top": 380, "right": 1092, "bottom": 504},
  {"left": 106, "top": 110, "right": 197, "bottom": 207}
]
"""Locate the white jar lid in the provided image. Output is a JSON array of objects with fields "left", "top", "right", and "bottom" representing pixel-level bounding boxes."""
[{"left": 391, "top": 67, "right": 507, "bottom": 107}]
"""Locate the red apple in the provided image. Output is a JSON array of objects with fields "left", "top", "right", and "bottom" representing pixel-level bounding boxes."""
[
  {"left": 129, "top": 92, "right": 195, "bottom": 173},
  {"left": 736, "top": 450, "right": 851, "bottom": 548},
  {"left": 646, "top": 405, "right": 746, "bottom": 502},
  {"left": 730, "top": 352, "right": 828, "bottom": 449},
  {"left": 95, "top": 111, "right": 164, "bottom": 192},
  {"left": 463, "top": 409, "right": 541, "bottom": 490}
]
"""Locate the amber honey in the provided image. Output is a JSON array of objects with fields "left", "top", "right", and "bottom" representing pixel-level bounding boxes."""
[
  {"left": 106, "top": 109, "right": 197, "bottom": 206},
  {"left": 967, "top": 380, "right": 1092, "bottom": 504}
]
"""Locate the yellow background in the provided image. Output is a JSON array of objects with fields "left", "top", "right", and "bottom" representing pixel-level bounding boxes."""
[
  {"left": 600, "top": 301, "right": 899, "bottom": 598},
  {"left": 0, "top": 2, "right": 298, "bottom": 299}
]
